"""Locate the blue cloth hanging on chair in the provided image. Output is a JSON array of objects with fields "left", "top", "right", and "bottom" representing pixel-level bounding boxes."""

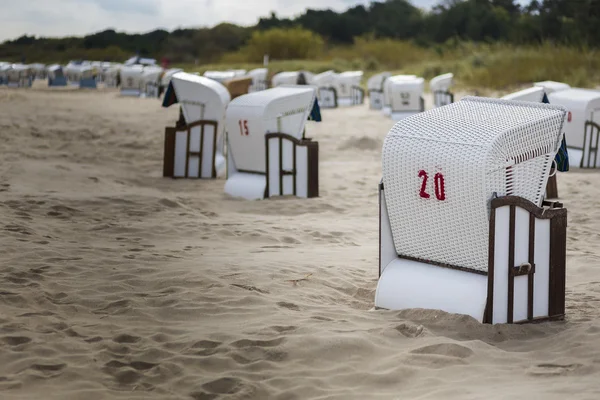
[
  {"left": 543, "top": 93, "right": 569, "bottom": 172},
  {"left": 309, "top": 98, "right": 322, "bottom": 122}
]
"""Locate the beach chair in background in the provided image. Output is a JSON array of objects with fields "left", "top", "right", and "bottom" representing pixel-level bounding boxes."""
[
  {"left": 534, "top": 81, "right": 571, "bottom": 94},
  {"left": 6, "top": 64, "right": 33, "bottom": 88},
  {"left": 547, "top": 88, "right": 600, "bottom": 169},
  {"left": 47, "top": 65, "right": 68, "bottom": 87},
  {"left": 313, "top": 70, "right": 338, "bottom": 109},
  {"left": 368, "top": 72, "right": 391, "bottom": 110},
  {"left": 29, "top": 63, "right": 46, "bottom": 80},
  {"left": 103, "top": 64, "right": 121, "bottom": 88},
  {"left": 248, "top": 68, "right": 269, "bottom": 92},
  {"left": 231, "top": 69, "right": 247, "bottom": 78},
  {"left": 376, "top": 97, "right": 568, "bottom": 324},
  {"left": 203, "top": 70, "right": 236, "bottom": 84},
  {"left": 161, "top": 72, "right": 231, "bottom": 179},
  {"left": 119, "top": 65, "right": 145, "bottom": 96},
  {"left": 386, "top": 75, "right": 425, "bottom": 120},
  {"left": 271, "top": 71, "right": 314, "bottom": 87},
  {"left": 502, "top": 86, "right": 564, "bottom": 199},
  {"left": 0, "top": 63, "right": 10, "bottom": 85},
  {"left": 78, "top": 66, "right": 97, "bottom": 89},
  {"left": 335, "top": 71, "right": 364, "bottom": 107},
  {"left": 140, "top": 66, "right": 164, "bottom": 97},
  {"left": 224, "top": 85, "right": 321, "bottom": 200},
  {"left": 382, "top": 75, "right": 417, "bottom": 117},
  {"left": 271, "top": 71, "right": 299, "bottom": 87},
  {"left": 430, "top": 73, "right": 454, "bottom": 107},
  {"left": 159, "top": 68, "right": 183, "bottom": 97},
  {"left": 501, "top": 86, "right": 544, "bottom": 102},
  {"left": 223, "top": 76, "right": 253, "bottom": 100}
]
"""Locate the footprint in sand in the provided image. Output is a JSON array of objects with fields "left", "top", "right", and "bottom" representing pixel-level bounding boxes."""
[{"left": 527, "top": 363, "right": 584, "bottom": 376}]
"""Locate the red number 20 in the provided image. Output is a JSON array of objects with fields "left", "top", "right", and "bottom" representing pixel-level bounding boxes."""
[
  {"left": 239, "top": 119, "right": 249, "bottom": 136},
  {"left": 418, "top": 170, "right": 446, "bottom": 201}
]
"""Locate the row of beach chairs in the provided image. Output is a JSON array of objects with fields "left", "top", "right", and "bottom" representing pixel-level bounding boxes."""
[
  {"left": 157, "top": 70, "right": 600, "bottom": 326},
  {"left": 161, "top": 72, "right": 321, "bottom": 201}
]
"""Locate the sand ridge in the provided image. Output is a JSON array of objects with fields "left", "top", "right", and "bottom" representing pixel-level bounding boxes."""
[{"left": 0, "top": 86, "right": 599, "bottom": 399}]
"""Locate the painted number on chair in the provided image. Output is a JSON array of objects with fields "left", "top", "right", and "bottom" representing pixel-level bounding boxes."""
[
  {"left": 239, "top": 119, "right": 249, "bottom": 136},
  {"left": 418, "top": 170, "right": 446, "bottom": 201}
]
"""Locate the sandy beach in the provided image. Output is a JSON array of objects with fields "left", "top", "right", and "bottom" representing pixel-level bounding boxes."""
[{"left": 1, "top": 84, "right": 599, "bottom": 400}]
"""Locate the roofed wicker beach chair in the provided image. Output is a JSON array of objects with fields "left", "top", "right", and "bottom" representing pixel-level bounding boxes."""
[
  {"left": 224, "top": 85, "right": 321, "bottom": 200},
  {"left": 368, "top": 72, "right": 391, "bottom": 110},
  {"left": 335, "top": 71, "right": 365, "bottom": 107},
  {"left": 548, "top": 88, "right": 600, "bottom": 169},
  {"left": 161, "top": 72, "right": 231, "bottom": 179},
  {"left": 430, "top": 73, "right": 454, "bottom": 108},
  {"left": 376, "top": 97, "right": 568, "bottom": 324}
]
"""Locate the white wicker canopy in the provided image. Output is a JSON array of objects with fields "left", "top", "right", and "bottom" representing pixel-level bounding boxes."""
[{"left": 382, "top": 97, "right": 566, "bottom": 272}]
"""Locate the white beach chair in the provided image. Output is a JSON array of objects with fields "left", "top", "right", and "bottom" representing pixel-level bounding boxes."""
[
  {"left": 501, "top": 86, "right": 545, "bottom": 102},
  {"left": 335, "top": 71, "right": 364, "bottom": 107},
  {"left": 376, "top": 97, "right": 568, "bottom": 324},
  {"left": 203, "top": 71, "right": 236, "bottom": 84},
  {"left": 119, "top": 65, "right": 145, "bottom": 96},
  {"left": 160, "top": 68, "right": 183, "bottom": 96},
  {"left": 231, "top": 69, "right": 247, "bottom": 77},
  {"left": 140, "top": 66, "right": 164, "bottom": 98},
  {"left": 47, "top": 65, "right": 67, "bottom": 86},
  {"left": 430, "top": 73, "right": 454, "bottom": 108},
  {"left": 6, "top": 64, "right": 33, "bottom": 88},
  {"left": 386, "top": 75, "right": 425, "bottom": 120},
  {"left": 368, "top": 72, "right": 391, "bottom": 110},
  {"left": 382, "top": 75, "right": 418, "bottom": 116},
  {"left": 224, "top": 86, "right": 320, "bottom": 200},
  {"left": 161, "top": 72, "right": 231, "bottom": 179},
  {"left": 0, "top": 62, "right": 10, "bottom": 85},
  {"left": 29, "top": 63, "right": 46, "bottom": 80},
  {"left": 271, "top": 71, "right": 314, "bottom": 87},
  {"left": 502, "top": 86, "right": 561, "bottom": 199},
  {"left": 313, "top": 70, "right": 338, "bottom": 109},
  {"left": 534, "top": 81, "right": 571, "bottom": 95},
  {"left": 548, "top": 88, "right": 600, "bottom": 168},
  {"left": 103, "top": 64, "right": 121, "bottom": 88},
  {"left": 248, "top": 68, "right": 269, "bottom": 92},
  {"left": 78, "top": 66, "right": 97, "bottom": 89}
]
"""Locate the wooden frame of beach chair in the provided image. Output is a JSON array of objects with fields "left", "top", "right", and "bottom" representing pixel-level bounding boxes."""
[
  {"left": 224, "top": 85, "right": 320, "bottom": 200},
  {"left": 548, "top": 88, "right": 600, "bottom": 169},
  {"left": 376, "top": 97, "right": 568, "bottom": 324},
  {"left": 162, "top": 72, "right": 230, "bottom": 179},
  {"left": 430, "top": 73, "right": 455, "bottom": 108}
]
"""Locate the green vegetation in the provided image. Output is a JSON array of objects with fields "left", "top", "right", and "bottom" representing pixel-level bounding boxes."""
[{"left": 2, "top": 0, "right": 600, "bottom": 90}]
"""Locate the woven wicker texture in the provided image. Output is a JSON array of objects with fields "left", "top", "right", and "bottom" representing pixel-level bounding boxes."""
[{"left": 382, "top": 96, "right": 566, "bottom": 272}]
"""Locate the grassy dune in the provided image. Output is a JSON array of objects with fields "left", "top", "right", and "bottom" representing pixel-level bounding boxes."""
[{"left": 174, "top": 38, "right": 600, "bottom": 92}]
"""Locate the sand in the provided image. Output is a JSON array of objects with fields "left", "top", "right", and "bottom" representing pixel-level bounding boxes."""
[{"left": 0, "top": 83, "right": 599, "bottom": 400}]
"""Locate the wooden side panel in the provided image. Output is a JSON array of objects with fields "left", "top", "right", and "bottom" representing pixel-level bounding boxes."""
[
  {"left": 548, "top": 212, "right": 567, "bottom": 319},
  {"left": 163, "top": 127, "right": 176, "bottom": 177}
]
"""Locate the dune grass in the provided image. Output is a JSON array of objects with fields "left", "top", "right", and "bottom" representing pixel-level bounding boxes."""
[{"left": 176, "top": 38, "right": 600, "bottom": 92}]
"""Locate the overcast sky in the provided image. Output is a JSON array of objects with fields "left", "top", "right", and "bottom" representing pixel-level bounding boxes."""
[{"left": 0, "top": 0, "right": 529, "bottom": 42}]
